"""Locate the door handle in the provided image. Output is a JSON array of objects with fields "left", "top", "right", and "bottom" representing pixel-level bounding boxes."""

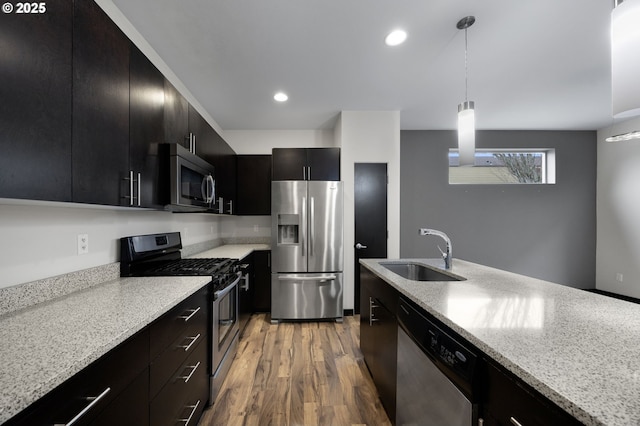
[{"left": 355, "top": 243, "right": 368, "bottom": 249}]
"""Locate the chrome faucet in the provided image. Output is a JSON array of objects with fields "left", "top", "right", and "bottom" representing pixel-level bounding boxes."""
[{"left": 419, "top": 228, "right": 452, "bottom": 270}]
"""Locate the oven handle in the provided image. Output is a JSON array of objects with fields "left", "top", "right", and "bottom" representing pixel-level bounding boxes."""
[{"left": 214, "top": 274, "right": 241, "bottom": 299}]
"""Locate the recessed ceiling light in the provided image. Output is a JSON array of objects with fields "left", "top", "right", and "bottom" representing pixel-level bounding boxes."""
[
  {"left": 385, "top": 29, "right": 407, "bottom": 46},
  {"left": 274, "top": 92, "right": 288, "bottom": 102}
]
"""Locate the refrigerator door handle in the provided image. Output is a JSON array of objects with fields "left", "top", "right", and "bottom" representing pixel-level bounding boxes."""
[
  {"left": 309, "top": 197, "right": 315, "bottom": 257},
  {"left": 278, "top": 275, "right": 337, "bottom": 282},
  {"left": 301, "top": 196, "right": 306, "bottom": 257}
]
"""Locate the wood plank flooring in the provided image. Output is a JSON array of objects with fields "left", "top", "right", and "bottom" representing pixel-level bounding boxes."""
[{"left": 199, "top": 314, "right": 392, "bottom": 426}]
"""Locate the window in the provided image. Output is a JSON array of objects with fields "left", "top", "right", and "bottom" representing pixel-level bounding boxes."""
[{"left": 448, "top": 149, "right": 556, "bottom": 185}]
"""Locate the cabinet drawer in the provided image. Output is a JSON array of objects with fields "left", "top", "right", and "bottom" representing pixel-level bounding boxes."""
[
  {"left": 482, "top": 360, "right": 582, "bottom": 426},
  {"left": 7, "top": 328, "right": 149, "bottom": 426},
  {"left": 150, "top": 339, "right": 209, "bottom": 426},
  {"left": 150, "top": 285, "right": 209, "bottom": 359},
  {"left": 150, "top": 308, "right": 208, "bottom": 398},
  {"left": 89, "top": 368, "right": 149, "bottom": 426}
]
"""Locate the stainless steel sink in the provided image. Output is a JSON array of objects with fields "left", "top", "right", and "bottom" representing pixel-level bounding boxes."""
[{"left": 380, "top": 262, "right": 465, "bottom": 282}]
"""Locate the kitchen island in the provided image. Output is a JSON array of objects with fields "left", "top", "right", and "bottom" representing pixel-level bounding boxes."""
[{"left": 360, "top": 258, "right": 640, "bottom": 426}]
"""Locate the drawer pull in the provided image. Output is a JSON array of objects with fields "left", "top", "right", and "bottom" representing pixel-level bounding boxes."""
[
  {"left": 179, "top": 307, "right": 201, "bottom": 322},
  {"left": 510, "top": 417, "right": 524, "bottom": 426},
  {"left": 179, "top": 400, "right": 201, "bottom": 426},
  {"left": 180, "top": 361, "right": 201, "bottom": 383},
  {"left": 178, "top": 333, "right": 201, "bottom": 352},
  {"left": 54, "top": 387, "right": 111, "bottom": 426}
]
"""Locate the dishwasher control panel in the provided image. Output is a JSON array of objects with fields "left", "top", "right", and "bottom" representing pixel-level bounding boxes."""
[{"left": 398, "top": 297, "right": 478, "bottom": 397}]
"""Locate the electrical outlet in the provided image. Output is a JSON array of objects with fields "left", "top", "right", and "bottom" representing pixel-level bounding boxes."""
[
  {"left": 77, "top": 234, "right": 89, "bottom": 255},
  {"left": 616, "top": 272, "right": 624, "bottom": 283}
]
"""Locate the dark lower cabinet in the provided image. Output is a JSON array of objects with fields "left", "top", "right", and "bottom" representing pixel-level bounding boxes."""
[
  {"left": 252, "top": 251, "right": 272, "bottom": 312},
  {"left": 0, "top": 0, "right": 72, "bottom": 201},
  {"left": 236, "top": 155, "right": 272, "bottom": 215},
  {"left": 5, "top": 328, "right": 150, "bottom": 426},
  {"left": 238, "top": 255, "right": 253, "bottom": 337},
  {"left": 359, "top": 266, "right": 398, "bottom": 422},
  {"left": 480, "top": 360, "right": 583, "bottom": 426},
  {"left": 6, "top": 284, "right": 211, "bottom": 426},
  {"left": 72, "top": 0, "right": 130, "bottom": 206}
]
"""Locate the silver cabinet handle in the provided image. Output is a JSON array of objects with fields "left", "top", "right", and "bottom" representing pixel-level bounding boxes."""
[
  {"left": 179, "top": 361, "right": 201, "bottom": 383},
  {"left": 193, "top": 134, "right": 196, "bottom": 154},
  {"left": 226, "top": 199, "right": 233, "bottom": 214},
  {"left": 123, "top": 171, "right": 135, "bottom": 206},
  {"left": 179, "top": 307, "right": 201, "bottom": 322},
  {"left": 137, "top": 172, "right": 141, "bottom": 206},
  {"left": 178, "top": 333, "right": 201, "bottom": 352},
  {"left": 369, "top": 297, "right": 380, "bottom": 326},
  {"left": 307, "top": 166, "right": 311, "bottom": 180},
  {"left": 303, "top": 166, "right": 306, "bottom": 180},
  {"left": 510, "top": 417, "right": 524, "bottom": 426},
  {"left": 179, "top": 400, "right": 200, "bottom": 426},
  {"left": 355, "top": 243, "right": 368, "bottom": 249},
  {"left": 54, "top": 387, "right": 111, "bottom": 426}
]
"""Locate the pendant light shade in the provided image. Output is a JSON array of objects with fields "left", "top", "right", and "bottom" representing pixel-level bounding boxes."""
[
  {"left": 457, "top": 16, "right": 476, "bottom": 167},
  {"left": 612, "top": 0, "right": 640, "bottom": 118},
  {"left": 458, "top": 101, "right": 475, "bottom": 166}
]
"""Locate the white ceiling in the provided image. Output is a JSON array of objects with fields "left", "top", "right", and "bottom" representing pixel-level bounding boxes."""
[{"left": 110, "top": 0, "right": 613, "bottom": 131}]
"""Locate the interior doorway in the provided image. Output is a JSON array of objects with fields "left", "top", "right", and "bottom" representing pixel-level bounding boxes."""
[{"left": 354, "top": 163, "right": 388, "bottom": 314}]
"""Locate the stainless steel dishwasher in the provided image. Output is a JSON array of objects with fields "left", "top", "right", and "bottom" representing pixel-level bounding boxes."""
[{"left": 396, "top": 297, "right": 479, "bottom": 426}]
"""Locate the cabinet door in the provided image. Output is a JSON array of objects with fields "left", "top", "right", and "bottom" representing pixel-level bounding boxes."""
[
  {"left": 72, "top": 0, "right": 130, "bottom": 206},
  {"left": 236, "top": 155, "right": 272, "bottom": 215},
  {"left": 252, "top": 251, "right": 271, "bottom": 312},
  {"left": 481, "top": 360, "right": 583, "bottom": 426},
  {"left": 129, "top": 46, "right": 164, "bottom": 209},
  {"left": 359, "top": 266, "right": 397, "bottom": 422},
  {"left": 272, "top": 148, "right": 306, "bottom": 180},
  {"left": 307, "top": 148, "right": 340, "bottom": 181},
  {"left": 163, "top": 80, "right": 188, "bottom": 146},
  {"left": 0, "top": 1, "right": 72, "bottom": 201}
]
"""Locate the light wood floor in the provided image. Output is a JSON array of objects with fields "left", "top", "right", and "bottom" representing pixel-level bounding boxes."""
[{"left": 199, "top": 314, "right": 392, "bottom": 426}]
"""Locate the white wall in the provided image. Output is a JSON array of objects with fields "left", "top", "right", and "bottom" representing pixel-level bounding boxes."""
[
  {"left": 224, "top": 130, "right": 336, "bottom": 154},
  {"left": 0, "top": 201, "right": 221, "bottom": 289},
  {"left": 337, "top": 111, "right": 401, "bottom": 310},
  {"left": 596, "top": 116, "right": 640, "bottom": 297}
]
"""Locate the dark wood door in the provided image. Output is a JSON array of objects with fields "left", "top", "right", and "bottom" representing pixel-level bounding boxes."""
[
  {"left": 307, "top": 148, "right": 340, "bottom": 180},
  {"left": 252, "top": 251, "right": 271, "bottom": 312},
  {"left": 236, "top": 155, "right": 272, "bottom": 215},
  {"left": 129, "top": 45, "right": 164, "bottom": 209},
  {"left": 272, "top": 148, "right": 306, "bottom": 180},
  {"left": 163, "top": 79, "right": 188, "bottom": 146},
  {"left": 0, "top": 1, "right": 72, "bottom": 201},
  {"left": 354, "top": 163, "right": 388, "bottom": 313},
  {"left": 72, "top": 0, "right": 130, "bottom": 205}
]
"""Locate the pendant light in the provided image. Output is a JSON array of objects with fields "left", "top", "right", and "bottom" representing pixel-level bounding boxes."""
[
  {"left": 612, "top": 0, "right": 640, "bottom": 118},
  {"left": 457, "top": 16, "right": 476, "bottom": 167}
]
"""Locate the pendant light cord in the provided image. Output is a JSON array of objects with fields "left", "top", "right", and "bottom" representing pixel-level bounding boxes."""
[{"left": 464, "top": 27, "right": 469, "bottom": 102}]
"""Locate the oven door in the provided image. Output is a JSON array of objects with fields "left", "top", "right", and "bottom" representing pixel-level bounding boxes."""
[{"left": 212, "top": 275, "right": 240, "bottom": 373}]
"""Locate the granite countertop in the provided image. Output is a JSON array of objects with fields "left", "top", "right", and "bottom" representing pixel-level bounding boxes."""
[
  {"left": 190, "top": 243, "right": 270, "bottom": 260},
  {"left": 360, "top": 258, "right": 640, "bottom": 426},
  {"left": 0, "top": 275, "right": 210, "bottom": 424}
]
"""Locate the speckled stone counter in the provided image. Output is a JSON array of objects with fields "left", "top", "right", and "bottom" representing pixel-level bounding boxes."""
[
  {"left": 0, "top": 275, "right": 209, "bottom": 424},
  {"left": 190, "top": 243, "right": 270, "bottom": 260},
  {"left": 360, "top": 258, "right": 640, "bottom": 426}
]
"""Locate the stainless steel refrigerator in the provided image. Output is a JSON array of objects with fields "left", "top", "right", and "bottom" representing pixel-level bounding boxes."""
[{"left": 271, "top": 180, "right": 344, "bottom": 322}]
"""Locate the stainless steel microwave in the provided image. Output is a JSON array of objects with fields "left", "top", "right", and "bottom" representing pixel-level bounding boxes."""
[{"left": 161, "top": 143, "right": 215, "bottom": 212}]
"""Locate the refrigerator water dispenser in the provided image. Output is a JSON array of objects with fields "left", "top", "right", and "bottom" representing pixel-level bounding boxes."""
[{"left": 277, "top": 214, "right": 299, "bottom": 245}]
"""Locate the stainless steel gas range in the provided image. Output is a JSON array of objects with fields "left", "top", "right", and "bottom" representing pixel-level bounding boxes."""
[{"left": 120, "top": 232, "right": 240, "bottom": 405}]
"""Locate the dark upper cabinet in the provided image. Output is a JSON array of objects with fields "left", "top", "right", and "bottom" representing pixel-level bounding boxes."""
[
  {"left": 72, "top": 0, "right": 130, "bottom": 206},
  {"left": 163, "top": 79, "right": 189, "bottom": 147},
  {"left": 272, "top": 148, "right": 340, "bottom": 181},
  {"left": 129, "top": 46, "right": 165, "bottom": 209},
  {"left": 190, "top": 105, "right": 237, "bottom": 214},
  {"left": 236, "top": 155, "right": 272, "bottom": 215},
  {"left": 0, "top": 1, "right": 72, "bottom": 201}
]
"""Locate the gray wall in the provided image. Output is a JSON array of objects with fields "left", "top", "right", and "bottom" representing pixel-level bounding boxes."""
[{"left": 400, "top": 130, "right": 597, "bottom": 289}]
